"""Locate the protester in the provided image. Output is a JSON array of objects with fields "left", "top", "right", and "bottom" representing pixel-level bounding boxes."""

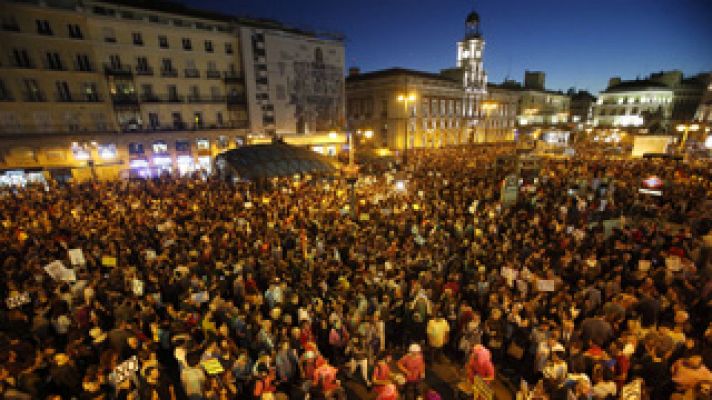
[{"left": 0, "top": 144, "right": 711, "bottom": 400}]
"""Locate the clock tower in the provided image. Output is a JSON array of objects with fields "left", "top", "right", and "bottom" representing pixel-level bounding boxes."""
[{"left": 457, "top": 8, "right": 487, "bottom": 141}]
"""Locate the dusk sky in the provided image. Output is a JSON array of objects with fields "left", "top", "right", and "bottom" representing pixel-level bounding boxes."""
[{"left": 187, "top": 0, "right": 712, "bottom": 93}]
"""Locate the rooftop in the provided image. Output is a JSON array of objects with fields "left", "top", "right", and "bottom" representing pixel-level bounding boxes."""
[
  {"left": 346, "top": 68, "right": 460, "bottom": 84},
  {"left": 92, "top": 0, "right": 345, "bottom": 41},
  {"left": 604, "top": 80, "right": 671, "bottom": 93}
]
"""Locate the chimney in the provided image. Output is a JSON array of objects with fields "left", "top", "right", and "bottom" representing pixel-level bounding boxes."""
[{"left": 348, "top": 67, "right": 360, "bottom": 77}]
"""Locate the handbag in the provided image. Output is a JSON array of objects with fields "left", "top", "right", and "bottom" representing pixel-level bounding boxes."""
[{"left": 507, "top": 341, "right": 525, "bottom": 360}]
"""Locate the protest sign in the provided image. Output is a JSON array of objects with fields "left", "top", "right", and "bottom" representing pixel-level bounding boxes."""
[
  {"left": 201, "top": 359, "right": 224, "bottom": 375},
  {"left": 536, "top": 279, "right": 555, "bottom": 292},
  {"left": 110, "top": 356, "right": 139, "bottom": 385},
  {"left": 44, "top": 260, "right": 65, "bottom": 280},
  {"left": 68, "top": 248, "right": 86, "bottom": 266},
  {"left": 102, "top": 256, "right": 117, "bottom": 267}
]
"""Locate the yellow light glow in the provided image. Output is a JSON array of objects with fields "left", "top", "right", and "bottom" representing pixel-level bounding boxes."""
[
  {"left": 364, "top": 130, "right": 374, "bottom": 139},
  {"left": 328, "top": 131, "right": 338, "bottom": 139},
  {"left": 690, "top": 124, "right": 700, "bottom": 131},
  {"left": 397, "top": 94, "right": 416, "bottom": 102},
  {"left": 397, "top": 95, "right": 404, "bottom": 102},
  {"left": 676, "top": 125, "right": 686, "bottom": 132}
]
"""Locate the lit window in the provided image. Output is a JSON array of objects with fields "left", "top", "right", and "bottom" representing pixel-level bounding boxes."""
[
  {"left": 196, "top": 139, "right": 210, "bottom": 150},
  {"left": 152, "top": 140, "right": 168, "bottom": 154},
  {"left": 98, "top": 144, "right": 117, "bottom": 159}
]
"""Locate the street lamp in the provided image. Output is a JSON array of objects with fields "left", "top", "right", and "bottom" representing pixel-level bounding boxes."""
[
  {"left": 397, "top": 93, "right": 416, "bottom": 165},
  {"left": 676, "top": 123, "right": 700, "bottom": 151}
]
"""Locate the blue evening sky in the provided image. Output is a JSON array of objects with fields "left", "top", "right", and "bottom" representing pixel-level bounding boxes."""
[{"left": 187, "top": 0, "right": 712, "bottom": 93}]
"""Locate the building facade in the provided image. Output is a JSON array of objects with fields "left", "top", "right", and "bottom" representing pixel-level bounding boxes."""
[
  {"left": 238, "top": 26, "right": 344, "bottom": 136},
  {"left": 346, "top": 68, "right": 465, "bottom": 150},
  {"left": 0, "top": 0, "right": 344, "bottom": 182},
  {"left": 593, "top": 71, "right": 709, "bottom": 131}
]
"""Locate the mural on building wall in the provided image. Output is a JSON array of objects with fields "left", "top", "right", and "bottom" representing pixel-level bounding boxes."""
[{"left": 290, "top": 47, "right": 344, "bottom": 133}]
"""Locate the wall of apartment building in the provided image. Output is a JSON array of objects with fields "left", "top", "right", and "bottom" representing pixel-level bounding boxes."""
[
  {"left": 517, "top": 90, "right": 570, "bottom": 126},
  {"left": 482, "top": 88, "right": 519, "bottom": 142},
  {"left": 593, "top": 90, "right": 674, "bottom": 128},
  {"left": 0, "top": 1, "right": 118, "bottom": 135},
  {"left": 240, "top": 26, "right": 345, "bottom": 136},
  {"left": 347, "top": 74, "right": 465, "bottom": 150},
  {"left": 83, "top": 0, "right": 247, "bottom": 131}
]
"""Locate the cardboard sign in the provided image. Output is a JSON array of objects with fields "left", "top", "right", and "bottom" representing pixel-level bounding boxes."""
[
  {"left": 6, "top": 292, "right": 31, "bottom": 309},
  {"left": 110, "top": 356, "right": 139, "bottom": 385},
  {"left": 101, "top": 256, "right": 117, "bottom": 267},
  {"left": 201, "top": 358, "right": 224, "bottom": 375},
  {"left": 536, "top": 279, "right": 555, "bottom": 292},
  {"left": 68, "top": 248, "right": 86, "bottom": 266}
]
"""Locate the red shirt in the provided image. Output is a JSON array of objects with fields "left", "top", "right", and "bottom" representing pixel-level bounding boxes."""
[{"left": 398, "top": 353, "right": 425, "bottom": 382}]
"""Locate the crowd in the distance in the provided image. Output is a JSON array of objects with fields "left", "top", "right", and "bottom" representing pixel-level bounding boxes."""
[{"left": 1, "top": 144, "right": 712, "bottom": 400}]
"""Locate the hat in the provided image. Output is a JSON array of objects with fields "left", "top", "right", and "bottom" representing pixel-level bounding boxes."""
[
  {"left": 408, "top": 343, "right": 422, "bottom": 353},
  {"left": 89, "top": 327, "right": 107, "bottom": 344}
]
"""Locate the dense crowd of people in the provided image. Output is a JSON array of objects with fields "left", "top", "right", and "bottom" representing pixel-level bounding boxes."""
[{"left": 1, "top": 144, "right": 712, "bottom": 400}]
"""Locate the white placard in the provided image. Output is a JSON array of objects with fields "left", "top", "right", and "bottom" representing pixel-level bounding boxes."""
[
  {"left": 68, "top": 248, "right": 85, "bottom": 266},
  {"left": 44, "top": 260, "right": 66, "bottom": 281},
  {"left": 536, "top": 279, "right": 555, "bottom": 292},
  {"left": 145, "top": 249, "right": 157, "bottom": 261},
  {"left": 244, "top": 201, "right": 253, "bottom": 209}
]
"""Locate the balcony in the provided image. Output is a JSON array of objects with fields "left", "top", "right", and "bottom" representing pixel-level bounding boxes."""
[
  {"left": 166, "top": 95, "right": 184, "bottom": 103},
  {"left": 140, "top": 94, "right": 161, "bottom": 103},
  {"left": 184, "top": 68, "right": 200, "bottom": 78},
  {"left": 104, "top": 64, "right": 133, "bottom": 76},
  {"left": 227, "top": 95, "right": 247, "bottom": 108},
  {"left": 111, "top": 94, "right": 139, "bottom": 107},
  {"left": 161, "top": 69, "right": 178, "bottom": 78},
  {"left": 206, "top": 70, "right": 221, "bottom": 79},
  {"left": 135, "top": 67, "right": 154, "bottom": 76},
  {"left": 223, "top": 71, "right": 242, "bottom": 82},
  {"left": 55, "top": 94, "right": 103, "bottom": 103},
  {"left": 188, "top": 95, "right": 226, "bottom": 103}
]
